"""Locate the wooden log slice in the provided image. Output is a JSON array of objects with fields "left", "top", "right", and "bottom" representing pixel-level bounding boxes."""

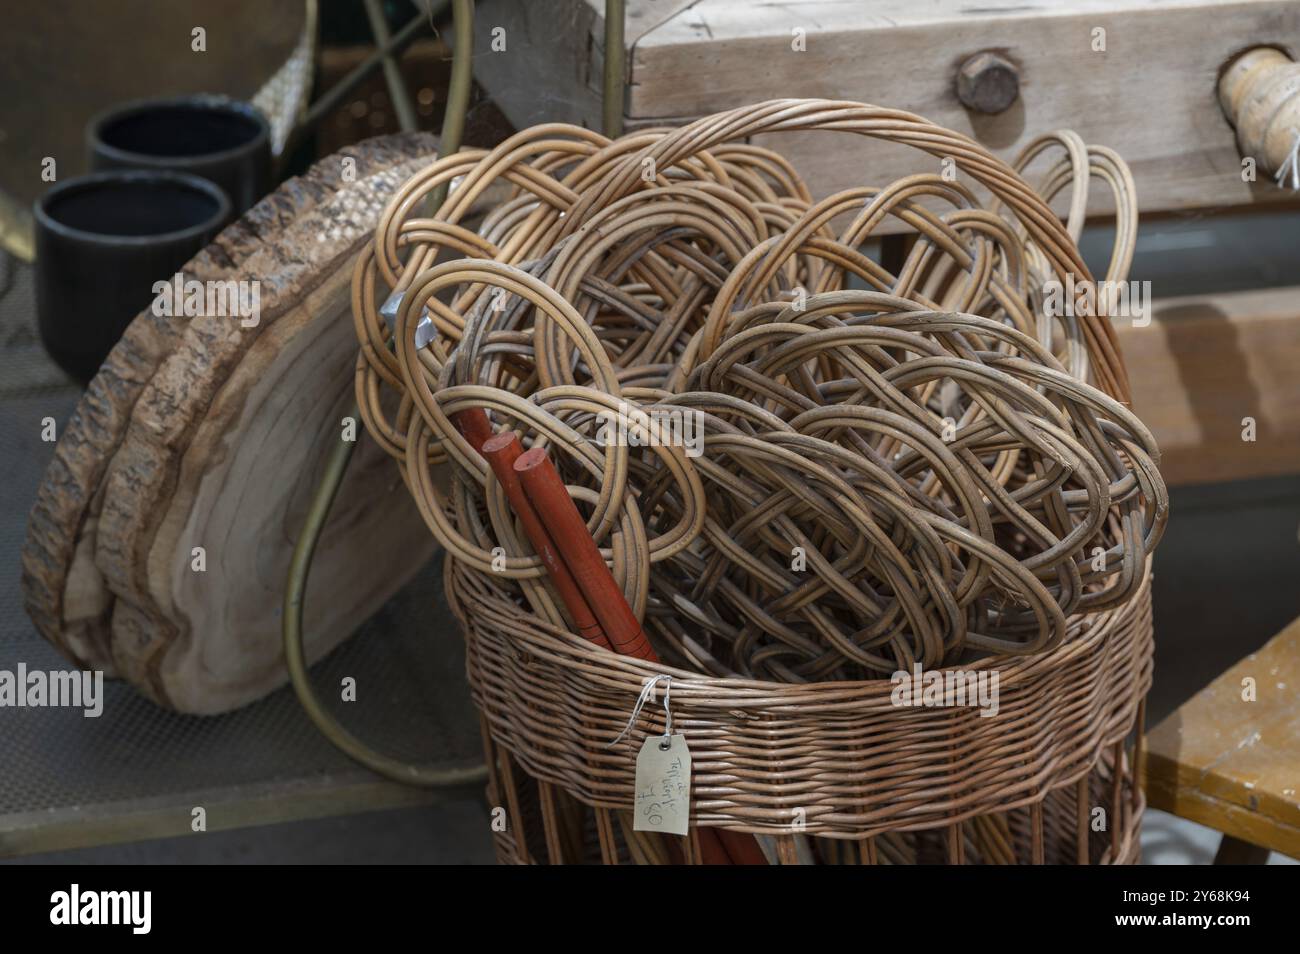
[{"left": 23, "top": 133, "right": 439, "bottom": 714}]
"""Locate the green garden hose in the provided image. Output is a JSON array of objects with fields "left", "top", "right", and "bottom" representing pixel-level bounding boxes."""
[
  {"left": 284, "top": 0, "right": 628, "bottom": 788},
  {"left": 283, "top": 0, "right": 485, "bottom": 788}
]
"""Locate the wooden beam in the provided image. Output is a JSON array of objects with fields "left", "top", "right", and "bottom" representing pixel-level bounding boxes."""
[
  {"left": 1117, "top": 284, "right": 1300, "bottom": 486},
  {"left": 472, "top": 0, "right": 602, "bottom": 131},
  {"left": 473, "top": 0, "right": 1300, "bottom": 221}
]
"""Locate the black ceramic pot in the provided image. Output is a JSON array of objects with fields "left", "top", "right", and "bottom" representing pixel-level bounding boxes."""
[
  {"left": 33, "top": 170, "right": 230, "bottom": 385},
  {"left": 87, "top": 95, "right": 272, "bottom": 217}
]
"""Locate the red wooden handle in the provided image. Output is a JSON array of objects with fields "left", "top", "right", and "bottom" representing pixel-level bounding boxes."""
[
  {"left": 513, "top": 447, "right": 765, "bottom": 865},
  {"left": 453, "top": 407, "right": 494, "bottom": 451},
  {"left": 481, "top": 433, "right": 610, "bottom": 649},
  {"left": 456, "top": 424, "right": 753, "bottom": 863},
  {"left": 513, "top": 447, "right": 656, "bottom": 661}
]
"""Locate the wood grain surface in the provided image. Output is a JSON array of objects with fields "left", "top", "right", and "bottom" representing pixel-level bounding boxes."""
[
  {"left": 1145, "top": 615, "right": 1300, "bottom": 858},
  {"left": 23, "top": 133, "right": 440, "bottom": 714},
  {"left": 474, "top": 0, "right": 1300, "bottom": 229}
]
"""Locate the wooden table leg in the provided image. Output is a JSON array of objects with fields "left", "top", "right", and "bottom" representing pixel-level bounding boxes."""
[{"left": 1213, "top": 834, "right": 1271, "bottom": 864}]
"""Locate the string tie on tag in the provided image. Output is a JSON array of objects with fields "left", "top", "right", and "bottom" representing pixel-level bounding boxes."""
[
  {"left": 609, "top": 674, "right": 673, "bottom": 749},
  {"left": 1274, "top": 127, "right": 1300, "bottom": 191}
]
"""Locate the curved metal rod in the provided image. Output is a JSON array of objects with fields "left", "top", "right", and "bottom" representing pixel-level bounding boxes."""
[
  {"left": 282, "top": 0, "right": 487, "bottom": 788},
  {"left": 603, "top": 0, "right": 626, "bottom": 138}
]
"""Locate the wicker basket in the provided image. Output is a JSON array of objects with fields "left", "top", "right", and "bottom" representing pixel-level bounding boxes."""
[
  {"left": 449, "top": 556, "right": 1152, "bottom": 865},
  {"left": 349, "top": 98, "right": 1165, "bottom": 864}
]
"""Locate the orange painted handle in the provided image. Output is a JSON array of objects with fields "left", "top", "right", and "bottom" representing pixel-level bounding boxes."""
[
  {"left": 513, "top": 447, "right": 656, "bottom": 661},
  {"left": 481, "top": 433, "right": 610, "bottom": 649},
  {"left": 512, "top": 448, "right": 764, "bottom": 865},
  {"left": 453, "top": 408, "right": 494, "bottom": 451}
]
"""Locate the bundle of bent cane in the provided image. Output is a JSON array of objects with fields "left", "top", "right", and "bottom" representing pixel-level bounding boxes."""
[{"left": 351, "top": 100, "right": 1169, "bottom": 863}]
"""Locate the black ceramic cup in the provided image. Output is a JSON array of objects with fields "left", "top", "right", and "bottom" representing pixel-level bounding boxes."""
[
  {"left": 88, "top": 95, "right": 272, "bottom": 218},
  {"left": 34, "top": 170, "right": 230, "bottom": 384}
]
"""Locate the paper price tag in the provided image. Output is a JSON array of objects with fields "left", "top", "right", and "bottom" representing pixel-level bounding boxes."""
[{"left": 633, "top": 734, "right": 692, "bottom": 836}]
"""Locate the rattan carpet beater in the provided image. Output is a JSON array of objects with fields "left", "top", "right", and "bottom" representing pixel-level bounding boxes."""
[{"left": 351, "top": 100, "right": 1168, "bottom": 685}]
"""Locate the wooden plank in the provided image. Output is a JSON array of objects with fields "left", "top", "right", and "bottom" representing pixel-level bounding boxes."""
[
  {"left": 1144, "top": 616, "right": 1300, "bottom": 859},
  {"left": 472, "top": 0, "right": 603, "bottom": 130},
  {"left": 1116, "top": 285, "right": 1300, "bottom": 486},
  {"left": 473, "top": 0, "right": 1300, "bottom": 220}
]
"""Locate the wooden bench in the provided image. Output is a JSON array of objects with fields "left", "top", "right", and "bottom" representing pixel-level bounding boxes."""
[{"left": 1144, "top": 615, "right": 1300, "bottom": 862}]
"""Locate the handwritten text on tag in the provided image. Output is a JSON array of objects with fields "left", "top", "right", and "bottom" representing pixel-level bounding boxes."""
[{"left": 633, "top": 733, "right": 692, "bottom": 836}]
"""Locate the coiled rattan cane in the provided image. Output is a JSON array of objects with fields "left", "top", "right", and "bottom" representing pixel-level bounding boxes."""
[{"left": 352, "top": 99, "right": 1168, "bottom": 681}]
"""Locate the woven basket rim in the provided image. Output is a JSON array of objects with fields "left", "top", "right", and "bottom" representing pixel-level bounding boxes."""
[
  {"left": 459, "top": 553, "right": 1151, "bottom": 837},
  {"left": 448, "top": 555, "right": 1152, "bottom": 705}
]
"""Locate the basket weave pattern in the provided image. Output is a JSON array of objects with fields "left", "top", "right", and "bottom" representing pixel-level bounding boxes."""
[
  {"left": 451, "top": 557, "right": 1151, "bottom": 864},
  {"left": 352, "top": 99, "right": 1168, "bottom": 864}
]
